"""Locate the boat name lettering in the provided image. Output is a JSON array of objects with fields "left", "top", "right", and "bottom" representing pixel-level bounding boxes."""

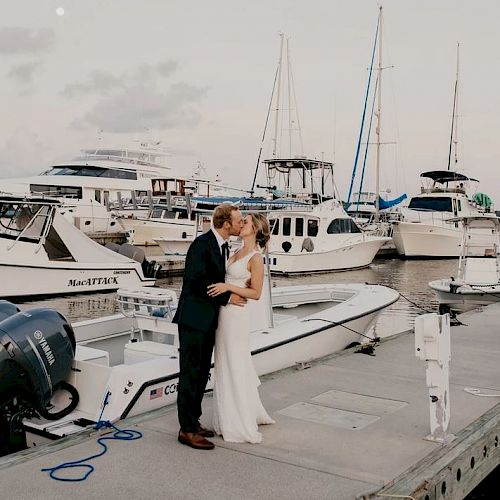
[
  {"left": 164, "top": 383, "right": 178, "bottom": 395},
  {"left": 68, "top": 277, "right": 119, "bottom": 287},
  {"left": 113, "top": 270, "right": 131, "bottom": 275},
  {"left": 33, "top": 331, "right": 56, "bottom": 366}
]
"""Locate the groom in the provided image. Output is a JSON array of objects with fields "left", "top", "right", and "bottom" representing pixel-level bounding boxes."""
[{"left": 173, "top": 205, "right": 245, "bottom": 450}]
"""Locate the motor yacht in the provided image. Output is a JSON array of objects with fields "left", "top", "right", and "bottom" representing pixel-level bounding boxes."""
[
  {"left": 1, "top": 144, "right": 171, "bottom": 234},
  {"left": 392, "top": 171, "right": 492, "bottom": 258}
]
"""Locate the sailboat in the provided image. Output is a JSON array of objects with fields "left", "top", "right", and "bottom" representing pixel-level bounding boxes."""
[
  {"left": 392, "top": 43, "right": 493, "bottom": 258},
  {"left": 345, "top": 7, "right": 406, "bottom": 232}
]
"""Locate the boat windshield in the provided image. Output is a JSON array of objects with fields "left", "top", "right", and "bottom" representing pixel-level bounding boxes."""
[
  {"left": 0, "top": 202, "right": 52, "bottom": 241},
  {"left": 408, "top": 197, "right": 453, "bottom": 212},
  {"left": 42, "top": 165, "right": 137, "bottom": 180},
  {"left": 327, "top": 218, "right": 362, "bottom": 234}
]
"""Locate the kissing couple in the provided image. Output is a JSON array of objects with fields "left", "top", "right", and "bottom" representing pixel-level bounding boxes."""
[{"left": 173, "top": 205, "right": 275, "bottom": 450}]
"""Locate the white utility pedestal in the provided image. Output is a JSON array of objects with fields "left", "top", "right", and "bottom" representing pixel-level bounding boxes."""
[{"left": 415, "top": 313, "right": 454, "bottom": 443}]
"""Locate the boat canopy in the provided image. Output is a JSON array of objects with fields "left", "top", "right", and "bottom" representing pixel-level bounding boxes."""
[
  {"left": 473, "top": 192, "right": 492, "bottom": 209},
  {"left": 263, "top": 158, "right": 333, "bottom": 172},
  {"left": 420, "top": 171, "right": 478, "bottom": 183},
  {"left": 378, "top": 193, "right": 407, "bottom": 210}
]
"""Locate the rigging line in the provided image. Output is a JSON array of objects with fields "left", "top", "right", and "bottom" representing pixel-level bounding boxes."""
[
  {"left": 398, "top": 291, "right": 435, "bottom": 314},
  {"left": 250, "top": 63, "right": 280, "bottom": 195},
  {"left": 302, "top": 318, "right": 379, "bottom": 342},
  {"left": 355, "top": 74, "right": 380, "bottom": 212},
  {"left": 447, "top": 43, "right": 460, "bottom": 171},
  {"left": 346, "top": 11, "right": 380, "bottom": 205},
  {"left": 288, "top": 51, "right": 305, "bottom": 157}
]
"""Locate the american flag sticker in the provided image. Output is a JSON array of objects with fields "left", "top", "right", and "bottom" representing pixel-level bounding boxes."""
[{"left": 150, "top": 387, "right": 163, "bottom": 400}]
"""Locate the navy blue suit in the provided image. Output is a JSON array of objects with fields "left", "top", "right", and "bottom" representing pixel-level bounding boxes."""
[{"left": 173, "top": 230, "right": 230, "bottom": 432}]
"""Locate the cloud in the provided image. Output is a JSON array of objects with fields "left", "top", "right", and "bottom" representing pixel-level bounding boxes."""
[
  {"left": 72, "top": 82, "right": 207, "bottom": 133},
  {"left": 0, "top": 27, "right": 54, "bottom": 54},
  {"left": 61, "top": 70, "right": 125, "bottom": 98},
  {"left": 7, "top": 61, "right": 40, "bottom": 84},
  {"left": 61, "top": 61, "right": 180, "bottom": 98}
]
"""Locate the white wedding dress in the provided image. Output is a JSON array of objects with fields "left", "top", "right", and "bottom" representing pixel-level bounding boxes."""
[{"left": 212, "top": 250, "right": 275, "bottom": 443}]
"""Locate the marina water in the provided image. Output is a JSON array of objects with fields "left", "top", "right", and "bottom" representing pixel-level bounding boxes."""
[{"left": 17, "top": 258, "right": 457, "bottom": 333}]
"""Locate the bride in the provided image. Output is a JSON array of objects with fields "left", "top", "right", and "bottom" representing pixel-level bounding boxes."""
[{"left": 207, "top": 213, "right": 275, "bottom": 443}]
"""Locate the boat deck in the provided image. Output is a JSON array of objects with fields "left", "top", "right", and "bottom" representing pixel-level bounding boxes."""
[{"left": 1, "top": 305, "right": 499, "bottom": 499}]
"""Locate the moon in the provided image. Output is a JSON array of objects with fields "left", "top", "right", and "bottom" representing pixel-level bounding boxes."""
[{"left": 56, "top": 7, "right": 65, "bottom": 16}]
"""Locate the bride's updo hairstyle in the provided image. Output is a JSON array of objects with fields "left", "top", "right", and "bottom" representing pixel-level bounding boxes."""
[{"left": 250, "top": 213, "right": 270, "bottom": 249}]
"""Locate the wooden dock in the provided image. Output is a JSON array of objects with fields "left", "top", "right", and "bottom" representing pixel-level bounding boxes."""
[{"left": 0, "top": 304, "right": 499, "bottom": 499}]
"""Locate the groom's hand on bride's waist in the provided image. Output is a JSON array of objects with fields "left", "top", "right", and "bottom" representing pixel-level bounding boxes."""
[{"left": 229, "top": 293, "right": 246, "bottom": 307}]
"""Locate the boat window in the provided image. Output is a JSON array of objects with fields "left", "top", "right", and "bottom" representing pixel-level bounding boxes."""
[
  {"left": 408, "top": 197, "right": 453, "bottom": 212},
  {"left": 307, "top": 219, "right": 318, "bottom": 237},
  {"left": 295, "top": 218, "right": 304, "bottom": 236},
  {"left": 271, "top": 218, "right": 280, "bottom": 235},
  {"left": 283, "top": 217, "right": 291, "bottom": 236},
  {"left": 327, "top": 218, "right": 362, "bottom": 234},
  {"left": 42, "top": 166, "right": 137, "bottom": 180},
  {"left": 30, "top": 184, "right": 82, "bottom": 199},
  {"left": 44, "top": 226, "right": 75, "bottom": 261},
  {"left": 457, "top": 199, "right": 462, "bottom": 212}
]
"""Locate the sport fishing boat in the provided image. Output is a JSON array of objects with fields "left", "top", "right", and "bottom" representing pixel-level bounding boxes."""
[
  {"left": 429, "top": 214, "right": 500, "bottom": 312},
  {"left": 0, "top": 195, "right": 155, "bottom": 299},
  {"left": 267, "top": 199, "right": 390, "bottom": 274},
  {"left": 391, "top": 171, "right": 491, "bottom": 258},
  {"left": 14, "top": 281, "right": 399, "bottom": 445}
]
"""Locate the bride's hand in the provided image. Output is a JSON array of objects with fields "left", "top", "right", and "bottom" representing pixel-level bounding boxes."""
[{"left": 207, "top": 283, "right": 229, "bottom": 296}]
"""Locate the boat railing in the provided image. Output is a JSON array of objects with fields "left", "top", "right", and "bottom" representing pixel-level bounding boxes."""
[{"left": 116, "top": 287, "right": 179, "bottom": 345}]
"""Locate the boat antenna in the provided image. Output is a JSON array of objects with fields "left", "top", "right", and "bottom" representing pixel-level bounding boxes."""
[
  {"left": 250, "top": 63, "right": 280, "bottom": 196},
  {"left": 447, "top": 42, "right": 460, "bottom": 171}
]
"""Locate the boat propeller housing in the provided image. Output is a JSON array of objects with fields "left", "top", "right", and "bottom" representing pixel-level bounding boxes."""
[{"left": 0, "top": 302, "right": 78, "bottom": 456}]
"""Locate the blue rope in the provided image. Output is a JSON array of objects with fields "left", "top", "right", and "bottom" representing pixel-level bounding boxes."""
[
  {"left": 41, "top": 391, "right": 142, "bottom": 482},
  {"left": 41, "top": 421, "right": 143, "bottom": 482}
]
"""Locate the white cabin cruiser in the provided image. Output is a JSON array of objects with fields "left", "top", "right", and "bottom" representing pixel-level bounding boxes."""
[
  {"left": 1, "top": 144, "right": 170, "bottom": 234},
  {"left": 429, "top": 215, "right": 500, "bottom": 312},
  {"left": 14, "top": 282, "right": 399, "bottom": 444},
  {"left": 392, "top": 171, "right": 492, "bottom": 258},
  {"left": 267, "top": 199, "right": 390, "bottom": 274},
  {"left": 0, "top": 195, "right": 155, "bottom": 299}
]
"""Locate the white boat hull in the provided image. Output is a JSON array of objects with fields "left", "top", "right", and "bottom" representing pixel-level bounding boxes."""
[
  {"left": 392, "top": 221, "right": 461, "bottom": 258},
  {"left": 0, "top": 263, "right": 154, "bottom": 299},
  {"left": 269, "top": 238, "right": 388, "bottom": 273},
  {"left": 119, "top": 218, "right": 196, "bottom": 246},
  {"left": 429, "top": 279, "right": 500, "bottom": 312}
]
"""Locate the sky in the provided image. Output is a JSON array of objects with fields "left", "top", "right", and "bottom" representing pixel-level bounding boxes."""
[{"left": 1, "top": 0, "right": 500, "bottom": 203}]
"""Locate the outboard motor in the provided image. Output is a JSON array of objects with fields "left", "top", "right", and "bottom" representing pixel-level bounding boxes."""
[
  {"left": 0, "top": 300, "right": 20, "bottom": 322},
  {"left": 0, "top": 304, "right": 78, "bottom": 456}
]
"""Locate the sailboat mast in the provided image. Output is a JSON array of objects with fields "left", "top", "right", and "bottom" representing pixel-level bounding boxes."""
[
  {"left": 447, "top": 43, "right": 460, "bottom": 171},
  {"left": 374, "top": 6, "right": 383, "bottom": 222},
  {"left": 272, "top": 34, "right": 285, "bottom": 158},
  {"left": 287, "top": 38, "right": 293, "bottom": 158}
]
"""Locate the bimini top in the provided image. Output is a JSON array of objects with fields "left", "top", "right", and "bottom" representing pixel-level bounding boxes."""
[
  {"left": 263, "top": 158, "right": 334, "bottom": 171},
  {"left": 420, "top": 170, "right": 478, "bottom": 183}
]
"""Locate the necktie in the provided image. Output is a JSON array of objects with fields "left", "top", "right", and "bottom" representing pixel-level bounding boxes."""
[{"left": 221, "top": 242, "right": 229, "bottom": 261}]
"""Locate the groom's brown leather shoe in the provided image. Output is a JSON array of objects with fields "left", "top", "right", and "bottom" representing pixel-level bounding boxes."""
[
  {"left": 196, "top": 425, "right": 215, "bottom": 438},
  {"left": 178, "top": 430, "right": 215, "bottom": 450}
]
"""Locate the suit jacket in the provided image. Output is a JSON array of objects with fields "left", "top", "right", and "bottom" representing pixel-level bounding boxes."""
[{"left": 173, "top": 230, "right": 230, "bottom": 332}]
